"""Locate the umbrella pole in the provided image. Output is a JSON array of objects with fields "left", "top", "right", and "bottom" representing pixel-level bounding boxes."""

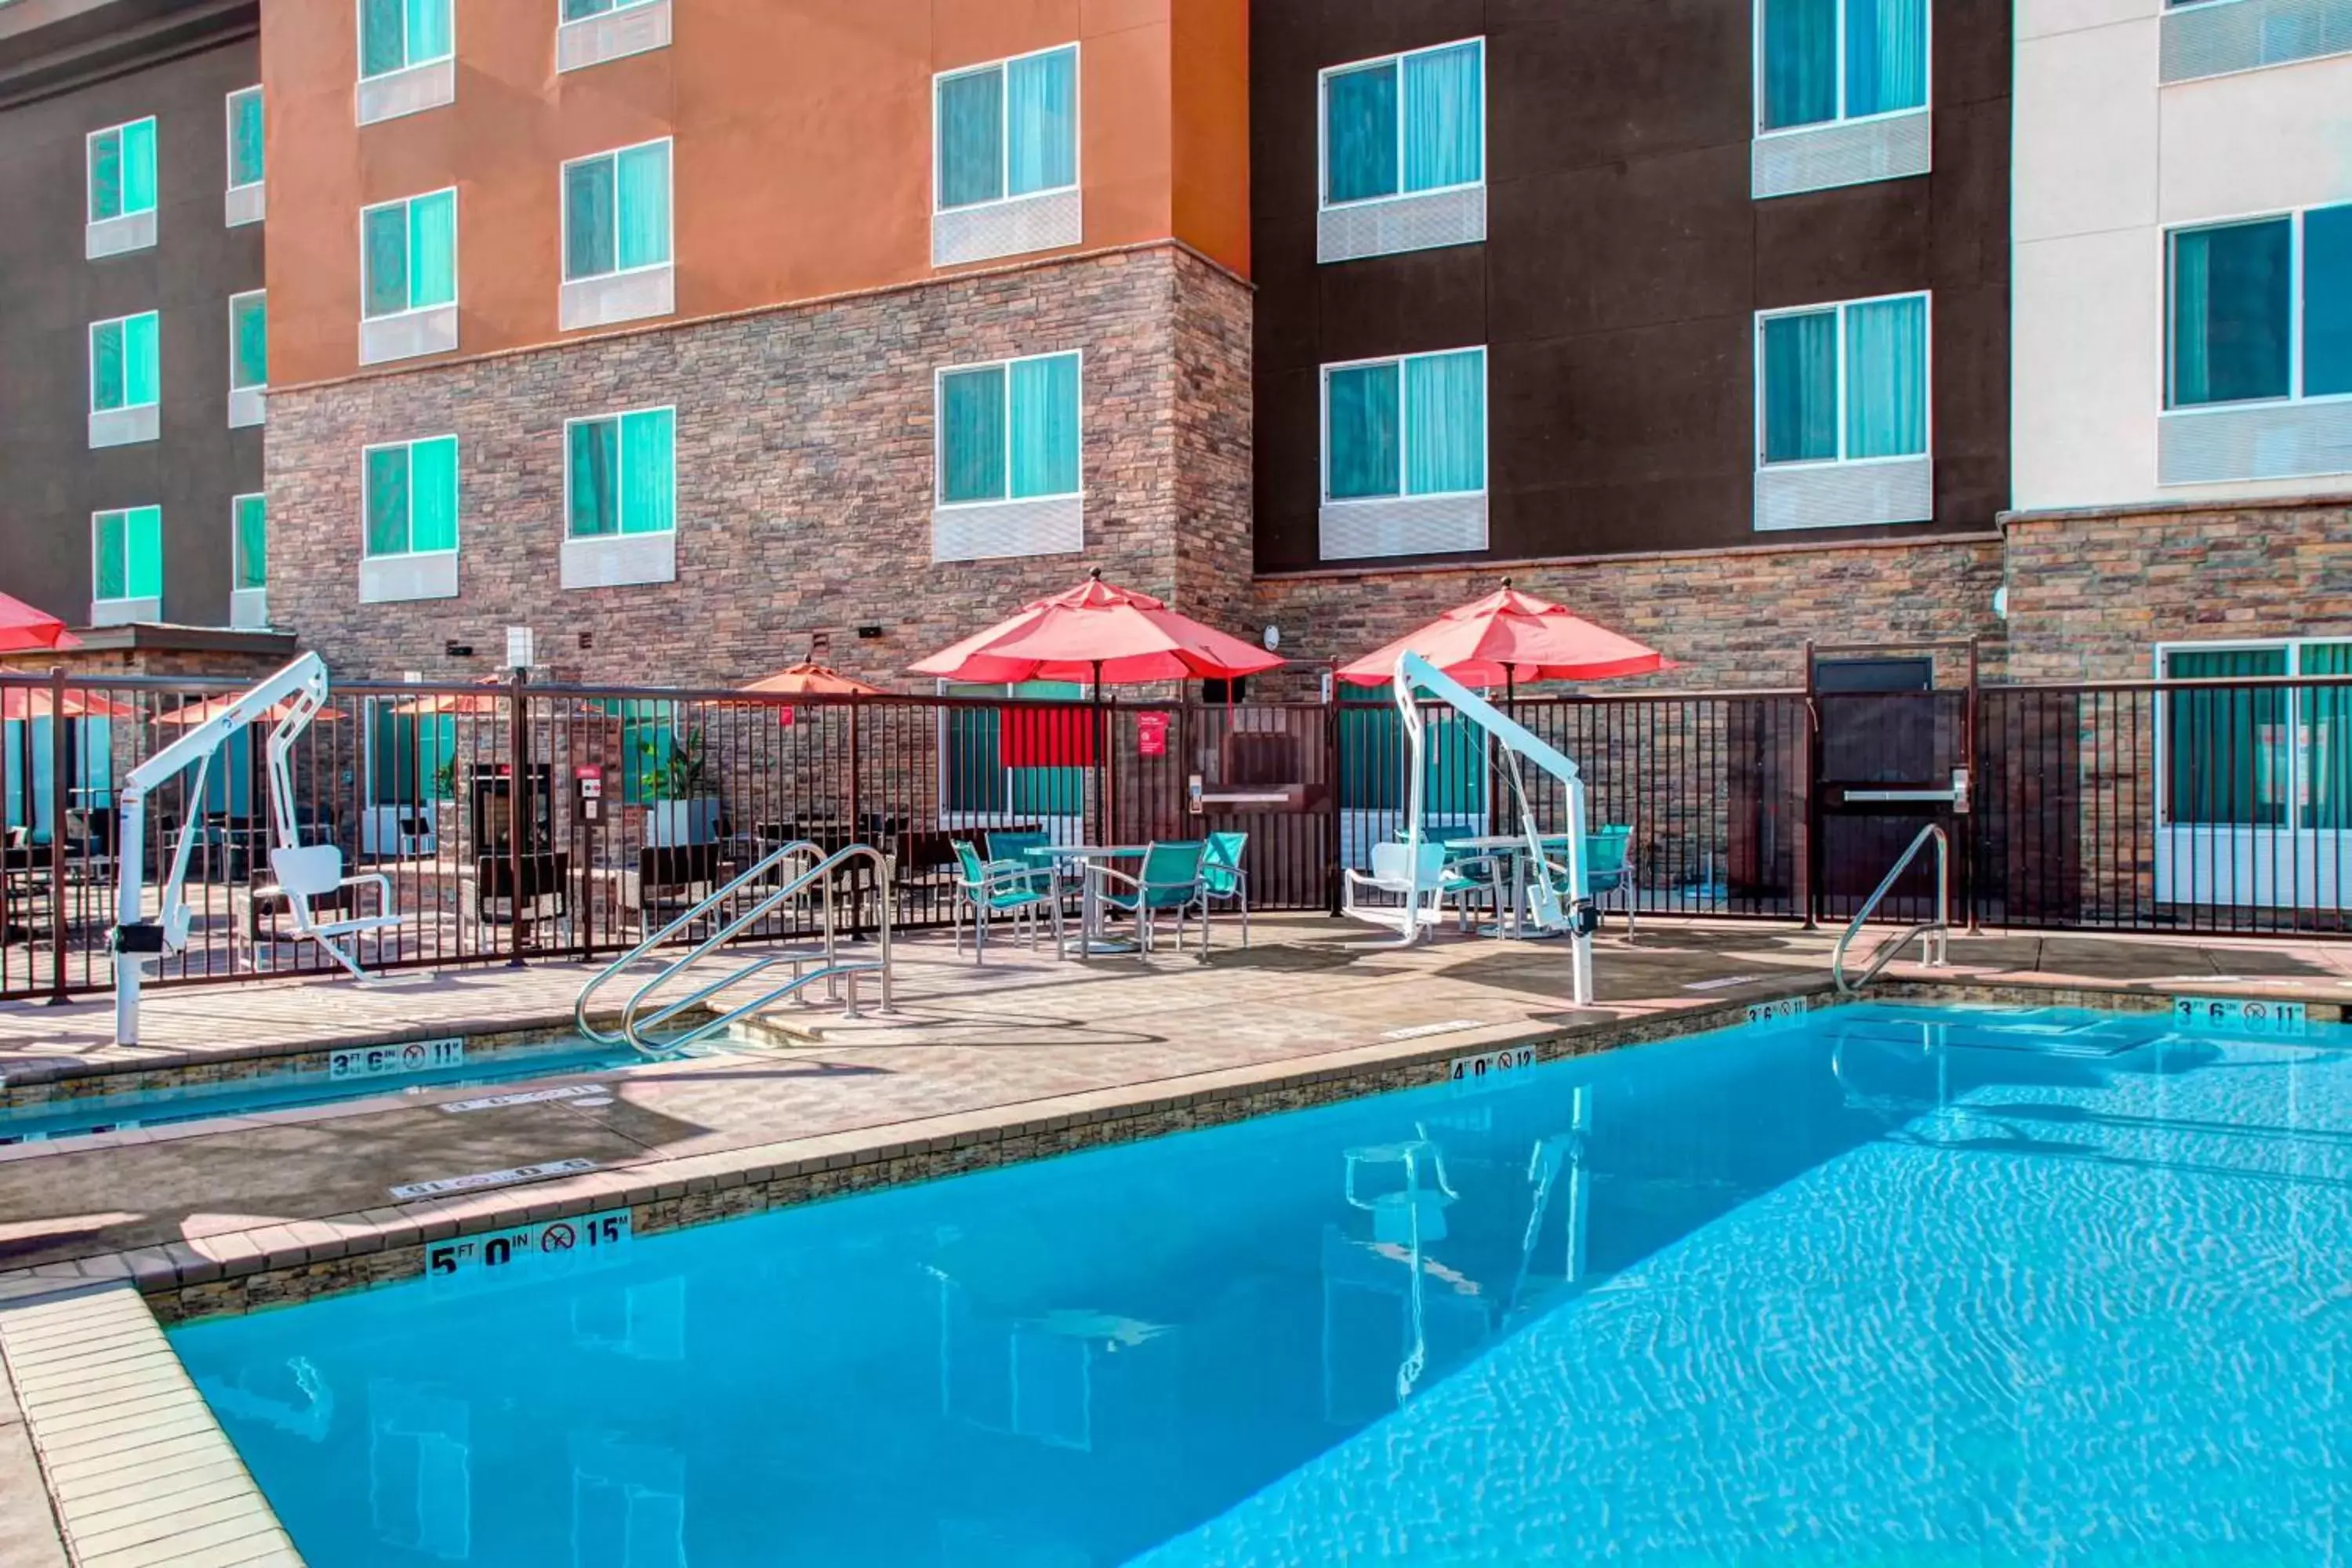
[{"left": 1091, "top": 659, "right": 1106, "bottom": 848}]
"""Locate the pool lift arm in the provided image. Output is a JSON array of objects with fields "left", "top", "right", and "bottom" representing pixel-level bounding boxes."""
[
  {"left": 1393, "top": 650, "right": 1597, "bottom": 1007},
  {"left": 111, "top": 653, "right": 376, "bottom": 1045}
]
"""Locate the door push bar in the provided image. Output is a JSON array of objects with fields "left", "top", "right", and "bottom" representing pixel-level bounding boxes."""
[{"left": 1839, "top": 768, "right": 1971, "bottom": 814}]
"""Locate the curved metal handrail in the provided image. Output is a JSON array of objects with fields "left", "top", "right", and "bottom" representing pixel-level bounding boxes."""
[{"left": 1831, "top": 822, "right": 1951, "bottom": 995}]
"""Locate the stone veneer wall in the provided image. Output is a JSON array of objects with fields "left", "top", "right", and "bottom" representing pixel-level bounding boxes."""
[{"left": 263, "top": 244, "right": 1254, "bottom": 686}]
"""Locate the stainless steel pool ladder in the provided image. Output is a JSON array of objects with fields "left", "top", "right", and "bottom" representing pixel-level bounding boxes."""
[
  {"left": 575, "top": 839, "right": 895, "bottom": 1056},
  {"left": 1831, "top": 822, "right": 1951, "bottom": 995}
]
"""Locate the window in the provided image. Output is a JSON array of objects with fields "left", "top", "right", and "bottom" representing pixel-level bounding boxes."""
[
  {"left": 360, "top": 0, "right": 453, "bottom": 78},
  {"left": 563, "top": 141, "right": 671, "bottom": 281},
  {"left": 93, "top": 507, "right": 162, "bottom": 604},
  {"left": 942, "top": 683, "right": 1089, "bottom": 817},
  {"left": 1758, "top": 294, "right": 1929, "bottom": 465},
  {"left": 1759, "top": 0, "right": 1928, "bottom": 131},
  {"left": 567, "top": 408, "right": 676, "bottom": 537},
  {"left": 2169, "top": 205, "right": 2352, "bottom": 409},
  {"left": 938, "top": 352, "right": 1081, "bottom": 506},
  {"left": 2161, "top": 641, "right": 2352, "bottom": 831},
  {"left": 233, "top": 493, "right": 266, "bottom": 592},
  {"left": 230, "top": 292, "right": 267, "bottom": 392},
  {"left": 936, "top": 45, "right": 1078, "bottom": 212},
  {"left": 1323, "top": 347, "right": 1487, "bottom": 501},
  {"left": 89, "top": 313, "right": 160, "bottom": 413},
  {"left": 1338, "top": 689, "right": 1487, "bottom": 815},
  {"left": 87, "top": 117, "right": 157, "bottom": 223},
  {"left": 1321, "top": 39, "right": 1483, "bottom": 208},
  {"left": 365, "top": 435, "right": 459, "bottom": 558},
  {"left": 226, "top": 87, "right": 263, "bottom": 190},
  {"left": 361, "top": 189, "right": 457, "bottom": 318}
]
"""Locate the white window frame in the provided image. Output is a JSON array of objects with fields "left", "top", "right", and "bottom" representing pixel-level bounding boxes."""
[
  {"left": 358, "top": 187, "right": 460, "bottom": 321},
  {"left": 562, "top": 405, "right": 678, "bottom": 539},
  {"left": 933, "top": 350, "right": 1086, "bottom": 510},
  {"left": 360, "top": 434, "right": 460, "bottom": 561},
  {"left": 559, "top": 138, "right": 674, "bottom": 283},
  {"left": 1317, "top": 347, "right": 1491, "bottom": 506},
  {"left": 1751, "top": 0, "right": 1934, "bottom": 138},
  {"left": 1316, "top": 38, "right": 1488, "bottom": 212},
  {"left": 90, "top": 506, "right": 162, "bottom": 609},
  {"left": 231, "top": 492, "right": 267, "bottom": 591},
  {"left": 85, "top": 116, "right": 158, "bottom": 223},
  {"left": 933, "top": 679, "right": 1094, "bottom": 831},
  {"left": 2162, "top": 203, "right": 2352, "bottom": 413},
  {"left": 88, "top": 311, "right": 161, "bottom": 414},
  {"left": 357, "top": 0, "right": 456, "bottom": 82},
  {"left": 224, "top": 85, "right": 263, "bottom": 192},
  {"left": 228, "top": 290, "right": 267, "bottom": 394},
  {"left": 1753, "top": 290, "right": 1934, "bottom": 470},
  {"left": 2152, "top": 637, "right": 2352, "bottom": 829},
  {"left": 931, "top": 43, "right": 1083, "bottom": 216}
]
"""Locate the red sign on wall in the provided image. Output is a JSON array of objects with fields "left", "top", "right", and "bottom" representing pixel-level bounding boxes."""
[{"left": 1136, "top": 712, "right": 1171, "bottom": 757}]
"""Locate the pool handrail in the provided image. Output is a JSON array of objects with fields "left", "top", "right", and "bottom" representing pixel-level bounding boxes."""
[{"left": 1831, "top": 822, "right": 1951, "bottom": 994}]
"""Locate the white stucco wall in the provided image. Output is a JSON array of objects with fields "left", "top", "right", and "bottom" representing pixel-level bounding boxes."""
[{"left": 2013, "top": 0, "right": 2352, "bottom": 510}]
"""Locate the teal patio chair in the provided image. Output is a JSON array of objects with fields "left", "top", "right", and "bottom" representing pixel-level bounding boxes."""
[
  {"left": 1203, "top": 830, "right": 1250, "bottom": 947},
  {"left": 949, "top": 839, "right": 1062, "bottom": 964},
  {"left": 1535, "top": 825, "right": 1637, "bottom": 940},
  {"left": 1090, "top": 840, "right": 1212, "bottom": 956},
  {"left": 986, "top": 828, "right": 1057, "bottom": 895}
]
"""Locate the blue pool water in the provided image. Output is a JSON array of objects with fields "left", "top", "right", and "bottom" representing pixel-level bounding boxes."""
[{"left": 169, "top": 1003, "right": 2352, "bottom": 1566}]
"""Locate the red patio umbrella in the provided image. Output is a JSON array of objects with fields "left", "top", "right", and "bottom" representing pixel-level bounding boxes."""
[
  {"left": 153, "top": 694, "right": 346, "bottom": 728},
  {"left": 910, "top": 571, "right": 1283, "bottom": 687},
  {"left": 1337, "top": 579, "right": 1667, "bottom": 696},
  {"left": 0, "top": 593, "right": 77, "bottom": 655}
]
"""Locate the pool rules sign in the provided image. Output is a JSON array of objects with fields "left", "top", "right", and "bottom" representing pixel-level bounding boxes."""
[{"left": 426, "top": 1208, "right": 631, "bottom": 1292}]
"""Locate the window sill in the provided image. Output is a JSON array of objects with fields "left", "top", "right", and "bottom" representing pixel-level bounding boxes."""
[
  {"left": 360, "top": 303, "right": 459, "bottom": 366},
  {"left": 359, "top": 551, "right": 459, "bottom": 604},
  {"left": 932, "top": 187, "right": 1083, "bottom": 269},
  {"left": 224, "top": 183, "right": 264, "bottom": 228},
  {"left": 932, "top": 495, "right": 1083, "bottom": 562},
  {"left": 230, "top": 587, "right": 269, "bottom": 629},
  {"left": 1754, "top": 455, "right": 1933, "bottom": 530},
  {"left": 560, "top": 264, "right": 673, "bottom": 332},
  {"left": 89, "top": 404, "right": 158, "bottom": 449},
  {"left": 558, "top": 0, "right": 671, "bottom": 72},
  {"left": 1752, "top": 108, "right": 1930, "bottom": 199},
  {"left": 1319, "top": 494, "right": 1489, "bottom": 561},
  {"left": 2158, "top": 399, "right": 2352, "bottom": 485},
  {"left": 356, "top": 56, "right": 455, "bottom": 126},
  {"left": 1318, "top": 185, "right": 1486, "bottom": 264},
  {"left": 229, "top": 386, "right": 266, "bottom": 430},
  {"left": 85, "top": 210, "right": 155, "bottom": 260},
  {"left": 89, "top": 597, "right": 160, "bottom": 627},
  {"left": 2161, "top": 0, "right": 2352, "bottom": 81},
  {"left": 561, "top": 530, "right": 676, "bottom": 590}
]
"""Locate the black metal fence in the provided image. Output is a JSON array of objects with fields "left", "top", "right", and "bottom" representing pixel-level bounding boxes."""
[{"left": 0, "top": 666, "right": 2343, "bottom": 1000}]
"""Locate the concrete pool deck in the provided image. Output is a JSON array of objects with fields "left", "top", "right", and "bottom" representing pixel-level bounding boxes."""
[{"left": 0, "top": 917, "right": 2347, "bottom": 1563}]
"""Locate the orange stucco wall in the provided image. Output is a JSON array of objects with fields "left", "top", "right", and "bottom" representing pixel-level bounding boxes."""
[{"left": 263, "top": 0, "right": 1250, "bottom": 390}]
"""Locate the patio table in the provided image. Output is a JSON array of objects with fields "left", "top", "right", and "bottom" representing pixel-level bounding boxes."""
[
  {"left": 1025, "top": 844, "right": 1147, "bottom": 960},
  {"left": 1440, "top": 833, "right": 1562, "bottom": 939}
]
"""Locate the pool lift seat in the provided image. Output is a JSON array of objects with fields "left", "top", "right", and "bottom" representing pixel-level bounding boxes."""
[{"left": 111, "top": 653, "right": 402, "bottom": 1046}]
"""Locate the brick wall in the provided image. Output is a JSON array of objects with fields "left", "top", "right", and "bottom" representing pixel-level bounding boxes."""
[
  {"left": 2002, "top": 499, "right": 2352, "bottom": 681},
  {"left": 264, "top": 245, "right": 1256, "bottom": 688}
]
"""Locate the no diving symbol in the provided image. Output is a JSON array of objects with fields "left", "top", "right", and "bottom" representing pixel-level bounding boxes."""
[
  {"left": 540, "top": 1223, "right": 577, "bottom": 1252},
  {"left": 401, "top": 1043, "right": 427, "bottom": 1068}
]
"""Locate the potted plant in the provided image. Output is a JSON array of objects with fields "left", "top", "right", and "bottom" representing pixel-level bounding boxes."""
[{"left": 641, "top": 727, "right": 721, "bottom": 847}]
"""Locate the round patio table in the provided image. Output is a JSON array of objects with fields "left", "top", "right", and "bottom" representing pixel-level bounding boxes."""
[{"left": 1025, "top": 844, "right": 1147, "bottom": 960}]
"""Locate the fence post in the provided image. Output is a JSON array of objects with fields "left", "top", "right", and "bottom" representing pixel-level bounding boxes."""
[
  {"left": 846, "top": 697, "right": 863, "bottom": 938},
  {"left": 506, "top": 666, "right": 528, "bottom": 968},
  {"left": 45, "top": 666, "right": 69, "bottom": 1006},
  {"left": 1963, "top": 634, "right": 1982, "bottom": 935},
  {"left": 1800, "top": 641, "right": 1820, "bottom": 929},
  {"left": 1323, "top": 669, "right": 1342, "bottom": 916}
]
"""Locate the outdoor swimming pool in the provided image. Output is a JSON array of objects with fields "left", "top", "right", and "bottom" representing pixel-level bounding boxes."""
[{"left": 169, "top": 1001, "right": 2352, "bottom": 1565}]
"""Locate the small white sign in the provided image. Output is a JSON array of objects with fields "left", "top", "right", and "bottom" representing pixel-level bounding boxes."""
[
  {"left": 506, "top": 625, "right": 535, "bottom": 670},
  {"left": 426, "top": 1207, "right": 630, "bottom": 1288},
  {"left": 440, "top": 1083, "right": 609, "bottom": 1115},
  {"left": 1448, "top": 1044, "right": 1537, "bottom": 1092},
  {"left": 390, "top": 1156, "right": 597, "bottom": 1201},
  {"left": 2172, "top": 996, "right": 2307, "bottom": 1036},
  {"left": 1383, "top": 1018, "right": 1486, "bottom": 1043},
  {"left": 330, "top": 1037, "right": 464, "bottom": 1081},
  {"left": 1745, "top": 996, "right": 1810, "bottom": 1027}
]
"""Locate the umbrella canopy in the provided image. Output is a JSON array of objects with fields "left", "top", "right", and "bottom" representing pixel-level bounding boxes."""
[
  {"left": 740, "top": 662, "right": 884, "bottom": 697},
  {"left": 387, "top": 677, "right": 509, "bottom": 717},
  {"left": 1337, "top": 583, "right": 1667, "bottom": 690},
  {"left": 910, "top": 571, "right": 1283, "bottom": 687},
  {"left": 0, "top": 593, "right": 77, "bottom": 655},
  {"left": 0, "top": 687, "right": 132, "bottom": 721},
  {"left": 153, "top": 694, "right": 346, "bottom": 728}
]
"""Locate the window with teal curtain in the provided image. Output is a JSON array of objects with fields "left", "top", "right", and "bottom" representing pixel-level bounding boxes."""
[
  {"left": 943, "top": 687, "right": 1008, "bottom": 813},
  {"left": 228, "top": 89, "right": 264, "bottom": 189},
  {"left": 1008, "top": 354, "right": 1080, "bottom": 499},
  {"left": 408, "top": 436, "right": 459, "bottom": 552},
  {"left": 360, "top": 0, "right": 405, "bottom": 76},
  {"left": 1844, "top": 296, "right": 1926, "bottom": 457},
  {"left": 365, "top": 447, "right": 411, "bottom": 556},
  {"left": 1402, "top": 41, "right": 1483, "bottom": 193},
  {"left": 89, "top": 128, "right": 122, "bottom": 219},
  {"left": 230, "top": 294, "right": 267, "bottom": 390},
  {"left": 1762, "top": 0, "right": 1838, "bottom": 129},
  {"left": 1338, "top": 687, "right": 1487, "bottom": 814},
  {"left": 90, "top": 314, "right": 159, "bottom": 412},
  {"left": 1845, "top": 0, "right": 1928, "bottom": 117},
  {"left": 938, "top": 67, "right": 1005, "bottom": 210},
  {"left": 1762, "top": 310, "right": 1839, "bottom": 463},
  {"left": 408, "top": 191, "right": 456, "bottom": 307},
  {"left": 2303, "top": 643, "right": 2352, "bottom": 831},
  {"left": 4, "top": 720, "right": 57, "bottom": 841},
  {"left": 94, "top": 511, "right": 125, "bottom": 599},
  {"left": 619, "top": 408, "right": 675, "bottom": 533},
  {"left": 2165, "top": 647, "right": 2288, "bottom": 826},
  {"left": 1006, "top": 49, "right": 1077, "bottom": 199},
  {"left": 93, "top": 507, "right": 161, "bottom": 601},
  {"left": 362, "top": 204, "right": 409, "bottom": 318},
  {"left": 233, "top": 495, "right": 266, "bottom": 590},
  {"left": 1324, "top": 60, "right": 1398, "bottom": 204},
  {"left": 121, "top": 118, "right": 155, "bottom": 213},
  {"left": 1326, "top": 362, "right": 1401, "bottom": 499},
  {"left": 2303, "top": 205, "right": 2352, "bottom": 399},
  {"left": 616, "top": 143, "right": 671, "bottom": 270},
  {"left": 371, "top": 706, "right": 456, "bottom": 804},
  {"left": 75, "top": 718, "right": 114, "bottom": 810},
  {"left": 1404, "top": 348, "right": 1486, "bottom": 495},
  {"left": 90, "top": 320, "right": 124, "bottom": 412},
  {"left": 568, "top": 419, "right": 619, "bottom": 537},
  {"left": 564, "top": 158, "right": 615, "bottom": 279},
  {"left": 566, "top": 146, "right": 668, "bottom": 278},
  {"left": 941, "top": 365, "right": 1007, "bottom": 504},
  {"left": 2169, "top": 218, "right": 2292, "bottom": 408},
  {"left": 404, "top": 0, "right": 452, "bottom": 64}
]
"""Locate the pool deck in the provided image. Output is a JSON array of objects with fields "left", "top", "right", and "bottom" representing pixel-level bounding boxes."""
[{"left": 0, "top": 916, "right": 2347, "bottom": 1564}]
